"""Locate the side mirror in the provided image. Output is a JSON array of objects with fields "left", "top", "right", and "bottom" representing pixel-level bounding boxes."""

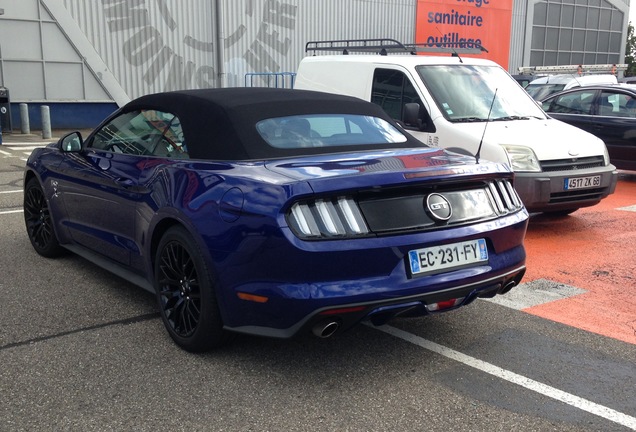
[
  {"left": 403, "top": 103, "right": 427, "bottom": 131},
  {"left": 59, "top": 131, "right": 83, "bottom": 152}
]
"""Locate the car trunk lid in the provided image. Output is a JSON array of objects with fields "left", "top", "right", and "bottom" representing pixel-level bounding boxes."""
[{"left": 264, "top": 148, "right": 511, "bottom": 193}]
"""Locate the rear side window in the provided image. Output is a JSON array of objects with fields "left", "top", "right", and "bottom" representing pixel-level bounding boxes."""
[{"left": 598, "top": 91, "right": 636, "bottom": 117}]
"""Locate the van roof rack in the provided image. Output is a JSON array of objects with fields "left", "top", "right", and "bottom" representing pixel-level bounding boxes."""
[
  {"left": 305, "top": 38, "right": 488, "bottom": 56},
  {"left": 518, "top": 64, "right": 627, "bottom": 75}
]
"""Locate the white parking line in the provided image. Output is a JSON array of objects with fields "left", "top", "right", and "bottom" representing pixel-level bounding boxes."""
[
  {"left": 482, "top": 279, "right": 586, "bottom": 310},
  {"left": 618, "top": 204, "right": 636, "bottom": 212},
  {"left": 0, "top": 145, "right": 43, "bottom": 156},
  {"left": 376, "top": 325, "right": 636, "bottom": 430},
  {"left": 0, "top": 190, "right": 22, "bottom": 194},
  {"left": 0, "top": 209, "right": 23, "bottom": 215},
  {"left": 3, "top": 144, "right": 49, "bottom": 149}
]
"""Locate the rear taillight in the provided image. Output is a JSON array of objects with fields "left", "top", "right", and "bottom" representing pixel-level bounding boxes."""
[
  {"left": 487, "top": 179, "right": 523, "bottom": 214},
  {"left": 288, "top": 197, "right": 369, "bottom": 239}
]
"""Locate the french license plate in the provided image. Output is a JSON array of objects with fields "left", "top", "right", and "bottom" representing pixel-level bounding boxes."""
[
  {"left": 563, "top": 175, "right": 601, "bottom": 190},
  {"left": 408, "top": 239, "right": 488, "bottom": 276}
]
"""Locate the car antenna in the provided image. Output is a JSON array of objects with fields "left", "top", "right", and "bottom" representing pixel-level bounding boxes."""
[
  {"left": 476, "top": 88, "right": 498, "bottom": 164},
  {"left": 436, "top": 27, "right": 462, "bottom": 63}
]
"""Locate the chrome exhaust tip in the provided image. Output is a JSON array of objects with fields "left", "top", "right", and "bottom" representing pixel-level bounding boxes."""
[
  {"left": 499, "top": 280, "right": 516, "bottom": 294},
  {"left": 312, "top": 321, "right": 340, "bottom": 338}
]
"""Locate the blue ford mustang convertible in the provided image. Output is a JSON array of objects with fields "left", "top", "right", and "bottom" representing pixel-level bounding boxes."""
[{"left": 24, "top": 88, "right": 528, "bottom": 352}]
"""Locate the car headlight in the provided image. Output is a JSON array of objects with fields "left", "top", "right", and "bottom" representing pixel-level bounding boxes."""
[
  {"left": 603, "top": 144, "right": 611, "bottom": 166},
  {"left": 501, "top": 145, "right": 541, "bottom": 172}
]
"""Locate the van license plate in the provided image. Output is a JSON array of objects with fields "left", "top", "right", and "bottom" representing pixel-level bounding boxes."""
[
  {"left": 409, "top": 239, "right": 488, "bottom": 276},
  {"left": 564, "top": 175, "right": 601, "bottom": 190}
]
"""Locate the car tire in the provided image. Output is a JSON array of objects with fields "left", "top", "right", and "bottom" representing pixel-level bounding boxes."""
[
  {"left": 544, "top": 208, "right": 578, "bottom": 217},
  {"left": 154, "top": 226, "right": 229, "bottom": 352},
  {"left": 23, "top": 178, "right": 65, "bottom": 258}
]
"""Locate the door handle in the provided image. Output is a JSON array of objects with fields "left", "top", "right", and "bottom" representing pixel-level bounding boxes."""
[
  {"left": 114, "top": 177, "right": 149, "bottom": 194},
  {"left": 114, "top": 177, "right": 134, "bottom": 187}
]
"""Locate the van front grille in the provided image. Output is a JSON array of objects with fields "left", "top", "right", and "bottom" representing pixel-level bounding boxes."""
[
  {"left": 540, "top": 156, "right": 605, "bottom": 172},
  {"left": 549, "top": 188, "right": 607, "bottom": 204}
]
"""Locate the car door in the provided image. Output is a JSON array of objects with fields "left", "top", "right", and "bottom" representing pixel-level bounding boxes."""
[
  {"left": 591, "top": 90, "right": 636, "bottom": 168},
  {"left": 55, "top": 110, "right": 175, "bottom": 266}
]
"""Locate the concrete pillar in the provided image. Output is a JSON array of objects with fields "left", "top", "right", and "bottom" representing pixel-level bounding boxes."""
[
  {"left": 20, "top": 103, "right": 30, "bottom": 135},
  {"left": 41, "top": 105, "right": 52, "bottom": 139}
]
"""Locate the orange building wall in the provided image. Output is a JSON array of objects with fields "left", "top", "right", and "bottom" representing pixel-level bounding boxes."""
[{"left": 415, "top": 0, "right": 513, "bottom": 69}]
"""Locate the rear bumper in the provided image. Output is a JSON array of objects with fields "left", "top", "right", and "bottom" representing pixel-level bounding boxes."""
[
  {"left": 214, "top": 205, "right": 528, "bottom": 338},
  {"left": 514, "top": 165, "right": 618, "bottom": 212},
  {"left": 225, "top": 264, "right": 526, "bottom": 339}
]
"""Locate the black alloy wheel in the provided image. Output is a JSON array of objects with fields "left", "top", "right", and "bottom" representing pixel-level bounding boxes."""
[
  {"left": 155, "top": 226, "right": 228, "bottom": 352},
  {"left": 24, "top": 178, "right": 64, "bottom": 258}
]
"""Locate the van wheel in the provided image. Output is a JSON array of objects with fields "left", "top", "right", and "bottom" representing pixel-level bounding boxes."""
[{"left": 545, "top": 208, "right": 578, "bottom": 217}]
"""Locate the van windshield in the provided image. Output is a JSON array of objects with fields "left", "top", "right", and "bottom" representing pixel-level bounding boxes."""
[{"left": 416, "top": 65, "right": 547, "bottom": 122}]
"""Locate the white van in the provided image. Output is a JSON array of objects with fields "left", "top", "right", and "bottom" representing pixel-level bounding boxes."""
[
  {"left": 525, "top": 74, "right": 618, "bottom": 101},
  {"left": 295, "top": 40, "right": 618, "bottom": 214}
]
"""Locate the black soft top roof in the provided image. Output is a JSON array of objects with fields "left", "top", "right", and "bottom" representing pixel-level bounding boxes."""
[{"left": 120, "top": 88, "right": 423, "bottom": 160}]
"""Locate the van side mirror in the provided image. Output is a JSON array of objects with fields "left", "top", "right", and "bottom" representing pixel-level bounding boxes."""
[
  {"left": 403, "top": 103, "right": 427, "bottom": 131},
  {"left": 59, "top": 131, "right": 83, "bottom": 152}
]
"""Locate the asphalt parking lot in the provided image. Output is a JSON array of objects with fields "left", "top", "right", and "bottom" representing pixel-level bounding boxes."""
[{"left": 1, "top": 136, "right": 635, "bottom": 431}]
